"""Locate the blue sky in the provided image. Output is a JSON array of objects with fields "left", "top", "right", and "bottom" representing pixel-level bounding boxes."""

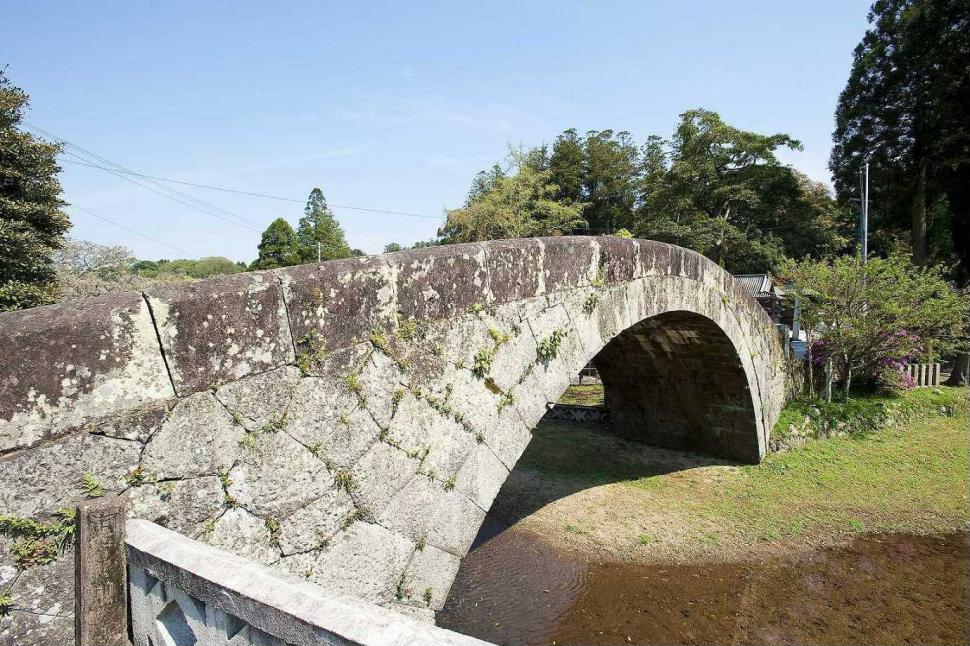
[{"left": 3, "top": 1, "right": 872, "bottom": 261}]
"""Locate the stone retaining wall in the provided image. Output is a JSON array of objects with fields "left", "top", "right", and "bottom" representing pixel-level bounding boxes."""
[{"left": 0, "top": 237, "right": 785, "bottom": 644}]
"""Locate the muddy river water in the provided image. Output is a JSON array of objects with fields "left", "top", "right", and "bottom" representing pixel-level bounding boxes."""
[{"left": 438, "top": 520, "right": 969, "bottom": 645}]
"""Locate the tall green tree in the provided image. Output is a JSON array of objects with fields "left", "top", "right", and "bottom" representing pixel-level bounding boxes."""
[
  {"left": 831, "top": 0, "right": 970, "bottom": 278},
  {"left": 296, "top": 188, "right": 352, "bottom": 262},
  {"left": 0, "top": 70, "right": 70, "bottom": 311},
  {"left": 439, "top": 150, "right": 587, "bottom": 243},
  {"left": 251, "top": 218, "right": 300, "bottom": 269},
  {"left": 636, "top": 109, "right": 847, "bottom": 272}
]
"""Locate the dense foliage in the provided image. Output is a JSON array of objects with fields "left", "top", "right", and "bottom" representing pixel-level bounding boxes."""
[
  {"left": 446, "top": 111, "right": 852, "bottom": 273},
  {"left": 783, "top": 254, "right": 968, "bottom": 398},
  {"left": 831, "top": 0, "right": 969, "bottom": 280},
  {"left": 0, "top": 70, "right": 70, "bottom": 311},
  {"left": 295, "top": 188, "right": 352, "bottom": 262}
]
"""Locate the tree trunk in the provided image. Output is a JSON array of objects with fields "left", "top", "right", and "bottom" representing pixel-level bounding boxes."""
[
  {"left": 842, "top": 365, "right": 852, "bottom": 401},
  {"left": 824, "top": 357, "right": 833, "bottom": 403},
  {"left": 912, "top": 161, "right": 929, "bottom": 266},
  {"left": 806, "top": 337, "right": 815, "bottom": 398},
  {"left": 945, "top": 352, "right": 970, "bottom": 387}
]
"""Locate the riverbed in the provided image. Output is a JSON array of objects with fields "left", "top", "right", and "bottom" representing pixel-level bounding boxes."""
[{"left": 438, "top": 415, "right": 970, "bottom": 645}]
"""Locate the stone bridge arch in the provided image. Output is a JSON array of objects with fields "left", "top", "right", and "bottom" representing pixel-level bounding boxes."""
[{"left": 0, "top": 237, "right": 784, "bottom": 632}]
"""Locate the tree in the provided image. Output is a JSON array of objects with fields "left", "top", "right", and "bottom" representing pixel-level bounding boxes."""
[
  {"left": 784, "top": 254, "right": 968, "bottom": 399},
  {"left": 439, "top": 150, "right": 587, "bottom": 243},
  {"left": 252, "top": 218, "right": 300, "bottom": 269},
  {"left": 635, "top": 110, "right": 847, "bottom": 272},
  {"left": 0, "top": 70, "right": 70, "bottom": 311},
  {"left": 296, "top": 188, "right": 352, "bottom": 262},
  {"left": 54, "top": 239, "right": 190, "bottom": 301},
  {"left": 831, "top": 0, "right": 970, "bottom": 277},
  {"left": 383, "top": 242, "right": 404, "bottom": 253}
]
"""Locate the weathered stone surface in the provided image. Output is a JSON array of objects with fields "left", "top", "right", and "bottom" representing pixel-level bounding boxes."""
[
  {"left": 0, "top": 431, "right": 139, "bottom": 517},
  {"left": 453, "top": 443, "right": 510, "bottom": 511},
  {"left": 278, "top": 256, "right": 396, "bottom": 354},
  {"left": 385, "top": 394, "right": 474, "bottom": 482},
  {"left": 146, "top": 271, "right": 293, "bottom": 396},
  {"left": 128, "top": 476, "right": 223, "bottom": 538},
  {"left": 307, "top": 521, "right": 414, "bottom": 602},
  {"left": 0, "top": 543, "right": 75, "bottom": 646},
  {"left": 597, "top": 236, "right": 640, "bottom": 284},
  {"left": 84, "top": 400, "right": 171, "bottom": 443},
  {"left": 540, "top": 235, "right": 597, "bottom": 292},
  {"left": 228, "top": 430, "right": 335, "bottom": 518},
  {"left": 377, "top": 477, "right": 485, "bottom": 556},
  {"left": 349, "top": 441, "right": 420, "bottom": 517},
  {"left": 141, "top": 392, "right": 243, "bottom": 480},
  {"left": 205, "top": 507, "right": 280, "bottom": 566},
  {"left": 214, "top": 366, "right": 301, "bottom": 431},
  {"left": 390, "top": 243, "right": 488, "bottom": 320},
  {"left": 401, "top": 544, "right": 462, "bottom": 611},
  {"left": 0, "top": 292, "right": 173, "bottom": 453},
  {"left": 75, "top": 496, "right": 129, "bottom": 646},
  {"left": 286, "top": 376, "right": 382, "bottom": 470},
  {"left": 276, "top": 488, "right": 356, "bottom": 556},
  {"left": 484, "top": 238, "right": 544, "bottom": 303}
]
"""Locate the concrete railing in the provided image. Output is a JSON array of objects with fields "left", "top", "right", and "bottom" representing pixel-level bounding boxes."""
[
  {"left": 126, "top": 520, "right": 489, "bottom": 646},
  {"left": 906, "top": 363, "right": 942, "bottom": 387}
]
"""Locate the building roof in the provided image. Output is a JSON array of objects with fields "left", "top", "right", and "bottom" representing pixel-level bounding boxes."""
[{"left": 733, "top": 273, "right": 777, "bottom": 299}]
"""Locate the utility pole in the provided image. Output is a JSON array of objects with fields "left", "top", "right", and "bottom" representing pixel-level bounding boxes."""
[
  {"left": 317, "top": 242, "right": 321, "bottom": 263},
  {"left": 862, "top": 159, "right": 869, "bottom": 264}
]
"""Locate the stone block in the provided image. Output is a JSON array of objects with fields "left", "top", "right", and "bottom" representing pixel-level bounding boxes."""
[
  {"left": 141, "top": 392, "right": 243, "bottom": 480},
  {"left": 214, "top": 366, "right": 301, "bottom": 431},
  {"left": 75, "top": 496, "right": 129, "bottom": 646},
  {"left": 278, "top": 256, "right": 396, "bottom": 354},
  {"left": 227, "top": 430, "right": 335, "bottom": 518},
  {"left": 0, "top": 292, "right": 173, "bottom": 453},
  {"left": 401, "top": 544, "right": 462, "bottom": 610},
  {"left": 128, "top": 476, "right": 223, "bottom": 538},
  {"left": 377, "top": 477, "right": 484, "bottom": 556},
  {"left": 390, "top": 243, "right": 488, "bottom": 321},
  {"left": 276, "top": 488, "right": 356, "bottom": 556},
  {"left": 309, "top": 521, "right": 414, "bottom": 602},
  {"left": 146, "top": 271, "right": 293, "bottom": 396},
  {"left": 540, "top": 236, "right": 597, "bottom": 292},
  {"left": 0, "top": 542, "right": 75, "bottom": 646},
  {"left": 484, "top": 239, "right": 544, "bottom": 303},
  {"left": 452, "top": 443, "right": 510, "bottom": 511},
  {"left": 597, "top": 236, "right": 639, "bottom": 284},
  {"left": 0, "top": 431, "right": 139, "bottom": 518},
  {"left": 205, "top": 507, "right": 280, "bottom": 566},
  {"left": 349, "top": 441, "right": 420, "bottom": 517}
]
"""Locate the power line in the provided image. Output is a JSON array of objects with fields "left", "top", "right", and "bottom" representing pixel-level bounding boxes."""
[
  {"left": 70, "top": 204, "right": 189, "bottom": 255},
  {"left": 24, "top": 122, "right": 262, "bottom": 231},
  {"left": 62, "top": 159, "right": 443, "bottom": 220}
]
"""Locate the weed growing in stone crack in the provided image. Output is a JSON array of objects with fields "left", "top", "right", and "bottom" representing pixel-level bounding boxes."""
[
  {"left": 423, "top": 588, "right": 434, "bottom": 606},
  {"left": 334, "top": 471, "right": 356, "bottom": 492},
  {"left": 260, "top": 415, "right": 287, "bottom": 433},
  {"left": 497, "top": 391, "right": 515, "bottom": 414},
  {"left": 369, "top": 329, "right": 391, "bottom": 354},
  {"left": 296, "top": 332, "right": 327, "bottom": 376},
  {"left": 222, "top": 493, "right": 239, "bottom": 509},
  {"left": 0, "top": 593, "right": 12, "bottom": 618},
  {"left": 395, "top": 572, "right": 412, "bottom": 600},
  {"left": 442, "top": 475, "right": 457, "bottom": 491},
  {"left": 582, "top": 293, "right": 600, "bottom": 315},
  {"left": 343, "top": 372, "right": 363, "bottom": 396},
  {"left": 238, "top": 431, "right": 259, "bottom": 451},
  {"left": 125, "top": 465, "right": 156, "bottom": 487},
  {"left": 536, "top": 329, "right": 567, "bottom": 363},
  {"left": 265, "top": 517, "right": 281, "bottom": 544},
  {"left": 469, "top": 302, "right": 485, "bottom": 314},
  {"left": 472, "top": 347, "right": 494, "bottom": 379},
  {"left": 422, "top": 466, "right": 438, "bottom": 482},
  {"left": 475, "top": 431, "right": 485, "bottom": 444},
  {"left": 488, "top": 327, "right": 511, "bottom": 345},
  {"left": 397, "top": 315, "right": 418, "bottom": 341},
  {"left": 232, "top": 411, "right": 246, "bottom": 426},
  {"left": 391, "top": 389, "right": 405, "bottom": 416},
  {"left": 307, "top": 442, "right": 323, "bottom": 458},
  {"left": 80, "top": 473, "right": 104, "bottom": 498},
  {"left": 201, "top": 519, "right": 216, "bottom": 535},
  {"left": 591, "top": 266, "right": 605, "bottom": 288},
  {"left": 1, "top": 509, "right": 76, "bottom": 569},
  {"left": 338, "top": 412, "right": 351, "bottom": 425},
  {"left": 416, "top": 535, "right": 426, "bottom": 551}
]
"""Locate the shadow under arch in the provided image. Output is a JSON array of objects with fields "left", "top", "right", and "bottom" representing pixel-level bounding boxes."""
[{"left": 470, "top": 308, "right": 760, "bottom": 536}]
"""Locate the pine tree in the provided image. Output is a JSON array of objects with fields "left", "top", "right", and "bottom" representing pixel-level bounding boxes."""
[
  {"left": 0, "top": 70, "right": 70, "bottom": 311},
  {"left": 251, "top": 218, "right": 300, "bottom": 269},
  {"left": 296, "top": 188, "right": 352, "bottom": 262}
]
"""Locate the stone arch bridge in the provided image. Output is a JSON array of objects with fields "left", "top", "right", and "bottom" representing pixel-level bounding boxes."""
[{"left": 0, "top": 237, "right": 784, "bottom": 638}]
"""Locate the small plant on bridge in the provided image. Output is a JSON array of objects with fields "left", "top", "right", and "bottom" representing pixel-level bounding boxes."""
[
  {"left": 423, "top": 588, "right": 434, "bottom": 606},
  {"left": 396, "top": 314, "right": 419, "bottom": 341},
  {"left": 295, "top": 332, "right": 327, "bottom": 376},
  {"left": 265, "top": 517, "right": 281, "bottom": 546},
  {"left": 1, "top": 509, "right": 76, "bottom": 569},
  {"left": 472, "top": 347, "right": 494, "bottom": 378},
  {"left": 0, "top": 593, "right": 13, "bottom": 618},
  {"left": 583, "top": 293, "right": 600, "bottom": 315},
  {"left": 536, "top": 329, "right": 567, "bottom": 363},
  {"left": 80, "top": 473, "right": 104, "bottom": 498},
  {"left": 497, "top": 391, "right": 515, "bottom": 414},
  {"left": 124, "top": 465, "right": 157, "bottom": 487},
  {"left": 334, "top": 470, "right": 356, "bottom": 492}
]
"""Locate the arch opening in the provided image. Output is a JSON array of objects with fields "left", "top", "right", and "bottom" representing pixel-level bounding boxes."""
[{"left": 592, "top": 310, "right": 761, "bottom": 464}]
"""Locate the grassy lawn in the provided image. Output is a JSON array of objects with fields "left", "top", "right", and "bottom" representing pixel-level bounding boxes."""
[
  {"left": 557, "top": 383, "right": 605, "bottom": 407},
  {"left": 503, "top": 387, "right": 969, "bottom": 561}
]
